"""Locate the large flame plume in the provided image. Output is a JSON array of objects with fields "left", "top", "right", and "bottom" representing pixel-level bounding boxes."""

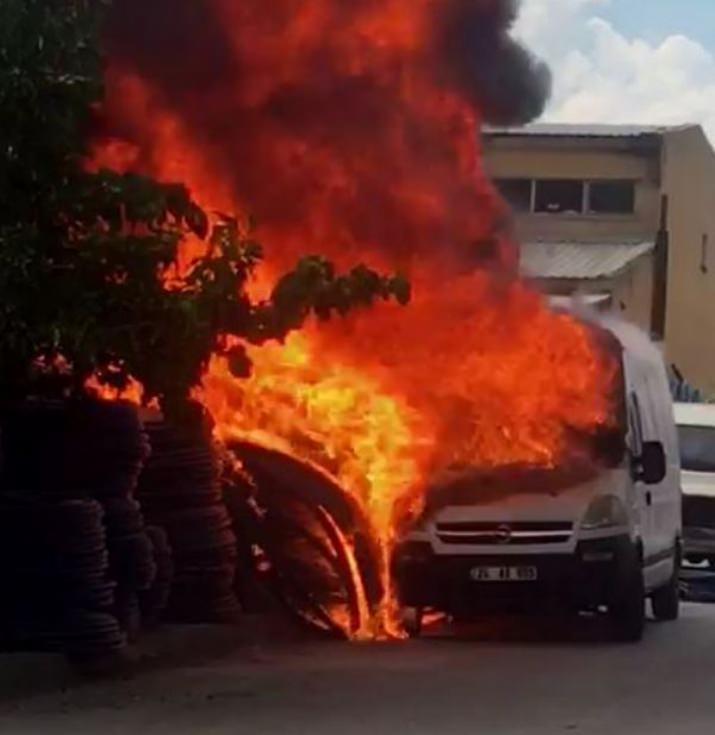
[{"left": 95, "top": 0, "right": 617, "bottom": 637}]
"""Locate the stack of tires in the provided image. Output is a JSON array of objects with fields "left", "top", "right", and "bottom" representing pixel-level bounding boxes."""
[
  {"left": 74, "top": 401, "right": 157, "bottom": 640},
  {"left": 0, "top": 498, "right": 125, "bottom": 663},
  {"left": 0, "top": 398, "right": 165, "bottom": 663},
  {"left": 137, "top": 418, "right": 240, "bottom": 623},
  {"left": 138, "top": 526, "right": 174, "bottom": 628}
]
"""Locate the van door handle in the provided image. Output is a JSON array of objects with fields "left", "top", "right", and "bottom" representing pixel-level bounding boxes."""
[{"left": 645, "top": 491, "right": 653, "bottom": 506}]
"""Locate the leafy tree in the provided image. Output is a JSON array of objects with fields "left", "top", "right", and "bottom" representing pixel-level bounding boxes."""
[{"left": 0, "top": 0, "right": 409, "bottom": 419}]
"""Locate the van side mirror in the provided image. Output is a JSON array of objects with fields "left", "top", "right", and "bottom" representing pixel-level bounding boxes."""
[{"left": 633, "top": 441, "right": 667, "bottom": 485}]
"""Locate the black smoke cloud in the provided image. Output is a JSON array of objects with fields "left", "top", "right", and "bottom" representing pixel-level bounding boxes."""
[
  {"left": 104, "top": 0, "right": 550, "bottom": 128},
  {"left": 103, "top": 0, "right": 237, "bottom": 104},
  {"left": 436, "top": 0, "right": 551, "bottom": 124}
]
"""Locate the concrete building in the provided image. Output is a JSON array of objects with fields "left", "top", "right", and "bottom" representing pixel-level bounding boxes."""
[{"left": 483, "top": 123, "right": 715, "bottom": 393}]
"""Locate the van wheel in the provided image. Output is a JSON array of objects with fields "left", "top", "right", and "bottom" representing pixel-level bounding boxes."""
[
  {"left": 652, "top": 549, "right": 681, "bottom": 622},
  {"left": 609, "top": 555, "right": 645, "bottom": 643},
  {"left": 402, "top": 607, "right": 423, "bottom": 638}
]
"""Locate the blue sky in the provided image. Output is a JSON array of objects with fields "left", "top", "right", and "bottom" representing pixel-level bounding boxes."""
[
  {"left": 515, "top": 0, "right": 715, "bottom": 138},
  {"left": 602, "top": 0, "right": 715, "bottom": 50}
]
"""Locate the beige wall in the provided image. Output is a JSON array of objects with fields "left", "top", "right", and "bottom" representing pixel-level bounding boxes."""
[
  {"left": 662, "top": 127, "right": 715, "bottom": 392},
  {"left": 483, "top": 137, "right": 661, "bottom": 243},
  {"left": 610, "top": 254, "right": 656, "bottom": 329}
]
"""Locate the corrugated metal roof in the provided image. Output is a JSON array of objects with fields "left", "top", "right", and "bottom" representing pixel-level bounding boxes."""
[
  {"left": 549, "top": 293, "right": 612, "bottom": 309},
  {"left": 485, "top": 123, "right": 690, "bottom": 138},
  {"left": 521, "top": 240, "right": 655, "bottom": 280}
]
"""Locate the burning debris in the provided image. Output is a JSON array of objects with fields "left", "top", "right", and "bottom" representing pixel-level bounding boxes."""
[
  {"left": 92, "top": 1, "right": 621, "bottom": 637},
  {"left": 227, "top": 442, "right": 384, "bottom": 639}
]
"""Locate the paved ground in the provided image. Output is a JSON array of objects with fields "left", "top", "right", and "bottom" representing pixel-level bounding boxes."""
[{"left": 2, "top": 604, "right": 715, "bottom": 735}]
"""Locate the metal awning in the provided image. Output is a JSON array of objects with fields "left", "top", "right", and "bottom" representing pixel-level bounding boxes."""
[
  {"left": 549, "top": 293, "right": 612, "bottom": 310},
  {"left": 484, "top": 123, "right": 680, "bottom": 139},
  {"left": 520, "top": 240, "right": 655, "bottom": 280}
]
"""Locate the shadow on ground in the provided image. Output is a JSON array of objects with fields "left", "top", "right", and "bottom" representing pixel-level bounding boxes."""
[
  {"left": 0, "top": 613, "right": 306, "bottom": 704},
  {"left": 421, "top": 611, "right": 668, "bottom": 646}
]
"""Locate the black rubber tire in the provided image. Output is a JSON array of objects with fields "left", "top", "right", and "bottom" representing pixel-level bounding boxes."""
[
  {"left": 652, "top": 549, "right": 681, "bottom": 622},
  {"left": 402, "top": 607, "right": 423, "bottom": 638},
  {"left": 609, "top": 553, "right": 646, "bottom": 643}
]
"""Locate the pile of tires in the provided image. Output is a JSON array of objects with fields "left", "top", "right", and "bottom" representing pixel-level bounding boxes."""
[
  {"left": 0, "top": 398, "right": 164, "bottom": 663},
  {"left": 74, "top": 401, "right": 157, "bottom": 640},
  {"left": 138, "top": 526, "right": 174, "bottom": 628},
  {"left": 137, "top": 418, "right": 240, "bottom": 623},
  {"left": 0, "top": 499, "right": 125, "bottom": 663}
]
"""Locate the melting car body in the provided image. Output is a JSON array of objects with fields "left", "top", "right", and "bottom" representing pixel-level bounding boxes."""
[{"left": 395, "top": 318, "right": 682, "bottom": 642}]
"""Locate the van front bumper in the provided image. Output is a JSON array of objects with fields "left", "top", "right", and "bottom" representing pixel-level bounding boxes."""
[{"left": 393, "top": 535, "right": 634, "bottom": 614}]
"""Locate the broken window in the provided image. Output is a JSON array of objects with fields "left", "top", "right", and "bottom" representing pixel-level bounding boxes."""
[
  {"left": 588, "top": 181, "right": 635, "bottom": 214},
  {"left": 494, "top": 178, "right": 532, "bottom": 212},
  {"left": 534, "top": 180, "right": 584, "bottom": 214}
]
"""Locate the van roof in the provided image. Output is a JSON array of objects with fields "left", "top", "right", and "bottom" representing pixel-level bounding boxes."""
[
  {"left": 591, "top": 314, "right": 665, "bottom": 367},
  {"left": 674, "top": 402, "right": 715, "bottom": 427},
  {"left": 552, "top": 305, "right": 667, "bottom": 375}
]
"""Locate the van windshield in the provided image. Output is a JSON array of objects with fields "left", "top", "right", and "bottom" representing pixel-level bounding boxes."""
[{"left": 678, "top": 425, "right": 715, "bottom": 472}]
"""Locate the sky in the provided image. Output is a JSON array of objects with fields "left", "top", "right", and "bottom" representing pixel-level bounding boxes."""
[{"left": 514, "top": 0, "right": 715, "bottom": 138}]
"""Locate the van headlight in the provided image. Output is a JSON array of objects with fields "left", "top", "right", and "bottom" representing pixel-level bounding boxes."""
[{"left": 581, "top": 496, "right": 628, "bottom": 531}]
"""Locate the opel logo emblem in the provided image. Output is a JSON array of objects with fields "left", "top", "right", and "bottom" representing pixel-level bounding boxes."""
[{"left": 496, "top": 524, "right": 512, "bottom": 544}]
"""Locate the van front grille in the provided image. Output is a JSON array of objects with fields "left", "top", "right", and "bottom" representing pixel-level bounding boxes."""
[{"left": 435, "top": 521, "right": 573, "bottom": 546}]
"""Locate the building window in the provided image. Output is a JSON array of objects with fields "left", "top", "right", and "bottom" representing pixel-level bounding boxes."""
[
  {"left": 534, "top": 179, "right": 584, "bottom": 214},
  {"left": 588, "top": 181, "right": 635, "bottom": 214},
  {"left": 494, "top": 177, "right": 636, "bottom": 216},
  {"left": 494, "top": 178, "right": 533, "bottom": 212}
]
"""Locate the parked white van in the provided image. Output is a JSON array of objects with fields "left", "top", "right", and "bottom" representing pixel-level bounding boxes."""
[
  {"left": 674, "top": 403, "right": 715, "bottom": 565},
  {"left": 395, "top": 318, "right": 682, "bottom": 642}
]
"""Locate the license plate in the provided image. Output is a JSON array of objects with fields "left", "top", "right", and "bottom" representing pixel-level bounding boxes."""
[{"left": 470, "top": 566, "right": 538, "bottom": 582}]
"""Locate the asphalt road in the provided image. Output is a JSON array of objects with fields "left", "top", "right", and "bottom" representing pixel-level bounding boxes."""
[{"left": 2, "top": 604, "right": 715, "bottom": 735}]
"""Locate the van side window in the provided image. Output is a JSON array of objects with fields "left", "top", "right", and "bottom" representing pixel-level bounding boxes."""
[{"left": 628, "top": 392, "right": 645, "bottom": 455}]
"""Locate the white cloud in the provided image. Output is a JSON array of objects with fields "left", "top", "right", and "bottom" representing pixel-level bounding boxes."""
[{"left": 514, "top": 0, "right": 715, "bottom": 139}]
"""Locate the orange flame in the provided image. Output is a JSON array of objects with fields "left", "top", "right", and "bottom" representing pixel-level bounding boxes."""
[{"left": 98, "top": 0, "right": 619, "bottom": 638}]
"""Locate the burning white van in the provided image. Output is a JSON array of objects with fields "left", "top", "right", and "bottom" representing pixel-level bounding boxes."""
[{"left": 394, "top": 318, "right": 682, "bottom": 642}]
